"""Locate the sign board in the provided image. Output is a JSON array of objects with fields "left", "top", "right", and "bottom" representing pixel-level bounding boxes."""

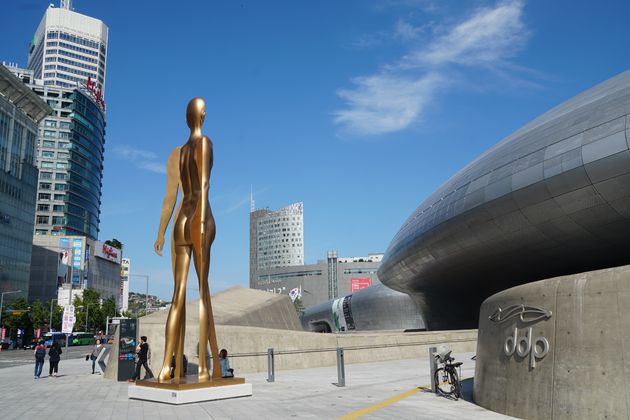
[
  {"left": 36, "top": 328, "right": 41, "bottom": 339},
  {"left": 95, "top": 241, "right": 122, "bottom": 264},
  {"left": 117, "top": 318, "right": 138, "bottom": 381},
  {"left": 350, "top": 277, "right": 372, "bottom": 292},
  {"left": 72, "top": 239, "right": 83, "bottom": 269},
  {"left": 1, "top": 327, "right": 5, "bottom": 340},
  {"left": 62, "top": 305, "right": 75, "bottom": 334}
]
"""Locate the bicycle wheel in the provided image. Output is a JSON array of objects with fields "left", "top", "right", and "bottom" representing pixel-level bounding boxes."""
[
  {"left": 450, "top": 368, "right": 461, "bottom": 399},
  {"left": 434, "top": 367, "right": 457, "bottom": 396}
]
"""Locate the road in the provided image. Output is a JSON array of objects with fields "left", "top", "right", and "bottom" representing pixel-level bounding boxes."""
[{"left": 0, "top": 344, "right": 101, "bottom": 369}]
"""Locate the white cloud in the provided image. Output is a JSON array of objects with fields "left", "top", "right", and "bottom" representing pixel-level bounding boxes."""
[
  {"left": 335, "top": 0, "right": 528, "bottom": 136},
  {"left": 112, "top": 145, "right": 166, "bottom": 174},
  {"left": 335, "top": 73, "right": 442, "bottom": 135},
  {"left": 394, "top": 19, "right": 424, "bottom": 41}
]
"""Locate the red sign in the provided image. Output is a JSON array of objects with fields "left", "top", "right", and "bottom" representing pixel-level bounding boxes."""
[
  {"left": 36, "top": 328, "right": 41, "bottom": 338},
  {"left": 1, "top": 328, "right": 5, "bottom": 340},
  {"left": 85, "top": 76, "right": 106, "bottom": 111},
  {"left": 350, "top": 277, "right": 372, "bottom": 292},
  {"left": 102, "top": 243, "right": 118, "bottom": 260}
]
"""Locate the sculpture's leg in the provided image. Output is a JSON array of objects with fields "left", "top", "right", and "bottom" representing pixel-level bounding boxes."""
[
  {"left": 158, "top": 245, "right": 191, "bottom": 382},
  {"left": 192, "top": 246, "right": 220, "bottom": 380}
]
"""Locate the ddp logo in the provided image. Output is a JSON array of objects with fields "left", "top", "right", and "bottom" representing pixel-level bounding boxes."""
[{"left": 489, "top": 304, "right": 552, "bottom": 369}]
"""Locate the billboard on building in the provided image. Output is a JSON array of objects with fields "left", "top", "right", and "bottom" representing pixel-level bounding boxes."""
[
  {"left": 95, "top": 241, "right": 122, "bottom": 264},
  {"left": 57, "top": 238, "right": 70, "bottom": 287},
  {"left": 119, "top": 257, "right": 130, "bottom": 312},
  {"left": 350, "top": 277, "right": 372, "bottom": 292}
]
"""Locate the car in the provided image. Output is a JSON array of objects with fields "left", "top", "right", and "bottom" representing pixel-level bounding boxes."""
[{"left": 22, "top": 340, "right": 37, "bottom": 350}]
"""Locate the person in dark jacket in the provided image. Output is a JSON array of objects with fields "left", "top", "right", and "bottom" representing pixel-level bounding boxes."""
[
  {"left": 33, "top": 340, "right": 46, "bottom": 379},
  {"left": 48, "top": 341, "right": 62, "bottom": 377},
  {"left": 130, "top": 336, "right": 153, "bottom": 381}
]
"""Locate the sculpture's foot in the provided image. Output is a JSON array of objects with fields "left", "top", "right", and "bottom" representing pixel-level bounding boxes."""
[
  {"left": 157, "top": 367, "right": 171, "bottom": 382},
  {"left": 198, "top": 369, "right": 210, "bottom": 382}
]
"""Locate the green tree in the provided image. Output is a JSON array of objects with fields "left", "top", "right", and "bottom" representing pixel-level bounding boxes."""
[
  {"left": 30, "top": 299, "right": 47, "bottom": 329},
  {"left": 105, "top": 238, "right": 123, "bottom": 250},
  {"left": 4, "top": 297, "right": 33, "bottom": 342},
  {"left": 293, "top": 297, "right": 305, "bottom": 316},
  {"left": 102, "top": 296, "right": 118, "bottom": 319},
  {"left": 73, "top": 288, "right": 102, "bottom": 332},
  {"left": 48, "top": 300, "right": 63, "bottom": 331}
]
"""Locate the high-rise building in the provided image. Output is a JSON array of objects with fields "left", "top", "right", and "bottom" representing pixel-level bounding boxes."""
[
  {"left": 28, "top": 1, "right": 108, "bottom": 94},
  {"left": 0, "top": 65, "right": 52, "bottom": 298},
  {"left": 20, "top": 1, "right": 109, "bottom": 239},
  {"left": 249, "top": 202, "right": 304, "bottom": 287}
]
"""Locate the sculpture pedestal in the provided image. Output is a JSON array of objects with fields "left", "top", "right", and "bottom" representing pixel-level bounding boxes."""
[{"left": 128, "top": 376, "right": 252, "bottom": 405}]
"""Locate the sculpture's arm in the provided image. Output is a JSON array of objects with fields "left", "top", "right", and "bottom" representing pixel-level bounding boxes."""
[
  {"left": 199, "top": 137, "right": 213, "bottom": 238},
  {"left": 154, "top": 147, "right": 181, "bottom": 256}
]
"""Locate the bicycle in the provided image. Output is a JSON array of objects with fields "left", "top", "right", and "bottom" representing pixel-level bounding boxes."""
[{"left": 433, "top": 349, "right": 462, "bottom": 399}]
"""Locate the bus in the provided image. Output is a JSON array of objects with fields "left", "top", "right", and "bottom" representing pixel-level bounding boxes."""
[
  {"left": 43, "top": 332, "right": 67, "bottom": 348},
  {"left": 71, "top": 332, "right": 95, "bottom": 346}
]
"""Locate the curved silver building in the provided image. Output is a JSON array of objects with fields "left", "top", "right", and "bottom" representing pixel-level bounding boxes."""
[
  {"left": 379, "top": 70, "right": 630, "bottom": 329},
  {"left": 301, "top": 284, "right": 425, "bottom": 332}
]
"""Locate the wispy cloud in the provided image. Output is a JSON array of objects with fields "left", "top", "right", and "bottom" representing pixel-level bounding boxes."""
[
  {"left": 112, "top": 145, "right": 166, "bottom": 174},
  {"left": 334, "top": 0, "right": 529, "bottom": 136}
]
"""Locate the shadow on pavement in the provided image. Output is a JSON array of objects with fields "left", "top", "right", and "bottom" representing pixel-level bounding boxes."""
[{"left": 460, "top": 377, "right": 474, "bottom": 402}]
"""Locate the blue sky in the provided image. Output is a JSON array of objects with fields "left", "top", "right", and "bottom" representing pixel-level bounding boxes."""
[{"left": 2, "top": 0, "right": 630, "bottom": 300}]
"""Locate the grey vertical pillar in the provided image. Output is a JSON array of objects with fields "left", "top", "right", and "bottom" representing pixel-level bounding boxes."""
[
  {"left": 429, "top": 346, "right": 437, "bottom": 392},
  {"left": 267, "top": 348, "right": 275, "bottom": 382},
  {"left": 334, "top": 347, "right": 346, "bottom": 387}
]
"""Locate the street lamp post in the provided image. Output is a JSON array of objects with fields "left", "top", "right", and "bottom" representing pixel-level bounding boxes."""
[
  {"left": 0, "top": 290, "right": 22, "bottom": 327},
  {"left": 77, "top": 303, "right": 95, "bottom": 332},
  {"left": 49, "top": 299, "right": 58, "bottom": 332},
  {"left": 130, "top": 274, "right": 150, "bottom": 316}
]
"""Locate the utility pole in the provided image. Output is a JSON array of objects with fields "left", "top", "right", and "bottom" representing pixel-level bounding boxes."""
[{"left": 49, "top": 299, "right": 58, "bottom": 331}]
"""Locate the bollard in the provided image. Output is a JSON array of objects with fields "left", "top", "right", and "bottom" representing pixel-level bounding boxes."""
[
  {"left": 334, "top": 347, "right": 346, "bottom": 387},
  {"left": 429, "top": 346, "right": 437, "bottom": 392},
  {"left": 267, "top": 348, "right": 275, "bottom": 382}
]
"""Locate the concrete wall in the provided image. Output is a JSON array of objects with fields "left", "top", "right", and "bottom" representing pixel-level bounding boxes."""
[
  {"left": 474, "top": 264, "right": 630, "bottom": 419},
  {"left": 141, "top": 322, "right": 477, "bottom": 374}
]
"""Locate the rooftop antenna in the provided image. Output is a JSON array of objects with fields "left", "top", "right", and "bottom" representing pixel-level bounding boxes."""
[
  {"left": 250, "top": 185, "right": 255, "bottom": 213},
  {"left": 60, "top": 0, "right": 72, "bottom": 10}
]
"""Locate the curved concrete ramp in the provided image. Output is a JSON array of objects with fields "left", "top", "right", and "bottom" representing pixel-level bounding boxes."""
[{"left": 142, "top": 286, "right": 302, "bottom": 331}]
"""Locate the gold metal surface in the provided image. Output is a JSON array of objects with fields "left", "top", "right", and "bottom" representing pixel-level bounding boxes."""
[
  {"left": 154, "top": 98, "right": 221, "bottom": 382},
  {"left": 136, "top": 376, "right": 245, "bottom": 390}
]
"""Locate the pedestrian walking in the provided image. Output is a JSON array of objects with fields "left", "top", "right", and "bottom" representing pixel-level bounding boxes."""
[
  {"left": 33, "top": 340, "right": 46, "bottom": 379},
  {"left": 48, "top": 340, "right": 62, "bottom": 377},
  {"left": 129, "top": 336, "right": 154, "bottom": 381},
  {"left": 88, "top": 339, "right": 103, "bottom": 374}
]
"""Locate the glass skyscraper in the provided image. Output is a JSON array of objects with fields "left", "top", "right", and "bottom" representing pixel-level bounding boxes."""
[
  {"left": 24, "top": 2, "right": 108, "bottom": 240},
  {"left": 0, "top": 65, "right": 52, "bottom": 298}
]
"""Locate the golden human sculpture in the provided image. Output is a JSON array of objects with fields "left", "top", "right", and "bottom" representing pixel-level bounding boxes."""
[{"left": 154, "top": 97, "right": 221, "bottom": 382}]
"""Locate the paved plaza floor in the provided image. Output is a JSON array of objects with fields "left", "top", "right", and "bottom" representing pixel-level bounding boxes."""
[{"left": 0, "top": 351, "right": 514, "bottom": 419}]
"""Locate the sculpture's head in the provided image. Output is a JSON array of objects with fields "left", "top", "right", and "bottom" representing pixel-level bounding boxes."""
[{"left": 186, "top": 97, "right": 206, "bottom": 130}]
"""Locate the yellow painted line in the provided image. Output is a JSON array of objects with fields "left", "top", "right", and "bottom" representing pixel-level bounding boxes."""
[{"left": 337, "top": 386, "right": 428, "bottom": 420}]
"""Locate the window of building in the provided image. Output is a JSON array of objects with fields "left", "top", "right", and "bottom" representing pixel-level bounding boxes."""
[
  {"left": 40, "top": 172, "right": 52, "bottom": 179},
  {"left": 42, "top": 140, "right": 55, "bottom": 148},
  {"left": 37, "top": 204, "right": 50, "bottom": 211},
  {"left": 54, "top": 184, "right": 67, "bottom": 191},
  {"left": 36, "top": 216, "right": 49, "bottom": 225},
  {"left": 44, "top": 120, "right": 56, "bottom": 127},
  {"left": 42, "top": 151, "right": 54, "bottom": 158},
  {"left": 59, "top": 121, "right": 71, "bottom": 129},
  {"left": 53, "top": 205, "right": 65, "bottom": 212},
  {"left": 58, "top": 132, "right": 70, "bottom": 139},
  {"left": 52, "top": 216, "right": 65, "bottom": 225},
  {"left": 41, "top": 161, "right": 53, "bottom": 169},
  {"left": 55, "top": 173, "right": 67, "bottom": 180},
  {"left": 44, "top": 130, "right": 56, "bottom": 138},
  {"left": 57, "top": 152, "right": 70, "bottom": 159},
  {"left": 56, "top": 163, "right": 67, "bottom": 170},
  {"left": 39, "top": 183, "right": 52, "bottom": 190},
  {"left": 38, "top": 193, "right": 51, "bottom": 201},
  {"left": 53, "top": 194, "right": 65, "bottom": 201},
  {"left": 35, "top": 229, "right": 48, "bottom": 235}
]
